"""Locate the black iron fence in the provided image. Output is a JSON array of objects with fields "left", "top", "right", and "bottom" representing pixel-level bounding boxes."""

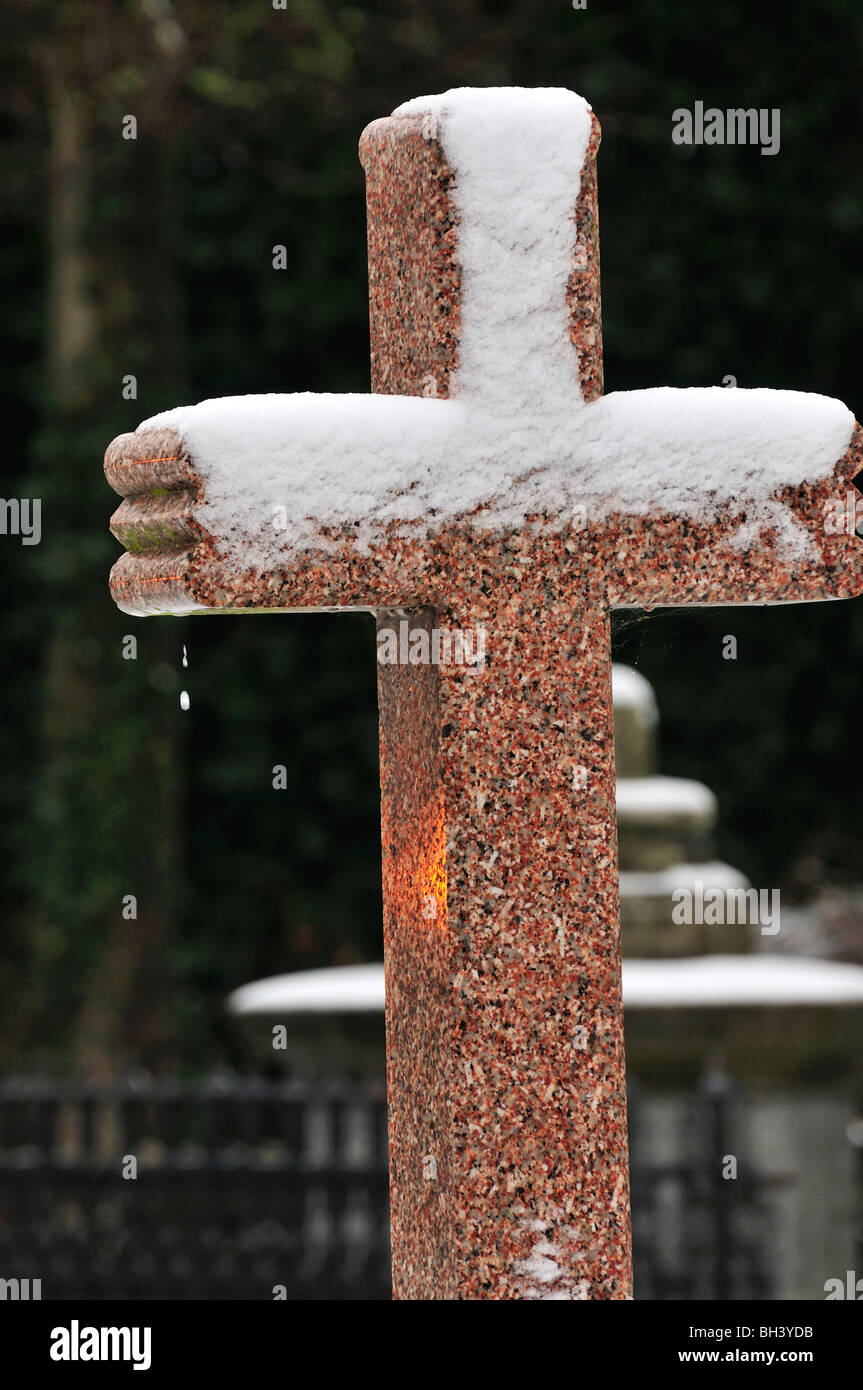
[
  {"left": 0, "top": 1072, "right": 779, "bottom": 1300},
  {"left": 628, "top": 1072, "right": 781, "bottom": 1300},
  {"left": 0, "top": 1076, "right": 390, "bottom": 1300}
]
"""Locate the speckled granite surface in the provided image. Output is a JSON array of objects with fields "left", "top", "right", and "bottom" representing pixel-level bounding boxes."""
[{"left": 104, "top": 97, "right": 863, "bottom": 1299}]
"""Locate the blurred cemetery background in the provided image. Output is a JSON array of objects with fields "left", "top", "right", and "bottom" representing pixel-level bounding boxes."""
[{"left": 1, "top": 0, "right": 863, "bottom": 1298}]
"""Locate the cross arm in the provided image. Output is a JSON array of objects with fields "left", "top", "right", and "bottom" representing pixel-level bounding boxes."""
[
  {"left": 104, "top": 409, "right": 477, "bottom": 618},
  {"left": 594, "top": 399, "right": 863, "bottom": 608},
  {"left": 105, "top": 390, "right": 863, "bottom": 617}
]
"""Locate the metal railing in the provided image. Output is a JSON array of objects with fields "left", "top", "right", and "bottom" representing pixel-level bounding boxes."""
[{"left": 0, "top": 1071, "right": 778, "bottom": 1300}]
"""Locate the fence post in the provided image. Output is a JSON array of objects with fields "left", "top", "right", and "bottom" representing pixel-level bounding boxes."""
[{"left": 703, "top": 1061, "right": 734, "bottom": 1301}]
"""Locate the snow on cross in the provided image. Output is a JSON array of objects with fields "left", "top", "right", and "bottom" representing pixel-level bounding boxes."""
[{"left": 105, "top": 87, "right": 863, "bottom": 1300}]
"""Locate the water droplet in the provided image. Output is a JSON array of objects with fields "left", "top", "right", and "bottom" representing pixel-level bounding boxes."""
[
  {"left": 182, "top": 645, "right": 188, "bottom": 668},
  {"left": 180, "top": 690, "right": 190, "bottom": 711}
]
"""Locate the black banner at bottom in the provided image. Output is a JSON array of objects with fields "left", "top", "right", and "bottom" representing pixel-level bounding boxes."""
[{"left": 0, "top": 1298, "right": 859, "bottom": 1377}]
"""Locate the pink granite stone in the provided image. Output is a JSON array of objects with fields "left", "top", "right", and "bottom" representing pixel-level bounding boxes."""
[{"left": 103, "top": 91, "right": 863, "bottom": 1300}]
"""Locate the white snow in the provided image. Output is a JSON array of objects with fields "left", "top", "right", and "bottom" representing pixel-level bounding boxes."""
[
  {"left": 615, "top": 775, "right": 717, "bottom": 823},
  {"left": 139, "top": 87, "right": 855, "bottom": 569},
  {"left": 393, "top": 87, "right": 593, "bottom": 412},
  {"left": 622, "top": 955, "right": 863, "bottom": 1009},
  {"left": 514, "top": 1252, "right": 563, "bottom": 1285},
  {"left": 227, "top": 956, "right": 863, "bottom": 1016},
  {"left": 227, "top": 963, "right": 384, "bottom": 1017},
  {"left": 142, "top": 387, "right": 852, "bottom": 568},
  {"left": 511, "top": 1218, "right": 589, "bottom": 1300},
  {"left": 611, "top": 664, "right": 658, "bottom": 727},
  {"left": 619, "top": 860, "right": 749, "bottom": 899}
]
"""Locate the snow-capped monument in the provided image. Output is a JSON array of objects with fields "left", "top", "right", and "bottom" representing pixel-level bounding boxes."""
[{"left": 104, "top": 88, "right": 863, "bottom": 1300}]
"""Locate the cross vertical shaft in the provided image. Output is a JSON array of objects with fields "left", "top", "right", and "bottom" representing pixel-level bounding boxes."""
[
  {"left": 361, "top": 93, "right": 604, "bottom": 407},
  {"left": 377, "top": 589, "right": 631, "bottom": 1298},
  {"left": 365, "top": 99, "right": 629, "bottom": 1298}
]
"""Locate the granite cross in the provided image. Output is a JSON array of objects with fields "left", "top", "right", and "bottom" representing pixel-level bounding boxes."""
[{"left": 104, "top": 88, "right": 863, "bottom": 1300}]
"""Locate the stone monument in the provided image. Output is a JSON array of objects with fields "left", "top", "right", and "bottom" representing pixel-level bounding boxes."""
[{"left": 104, "top": 88, "right": 863, "bottom": 1298}]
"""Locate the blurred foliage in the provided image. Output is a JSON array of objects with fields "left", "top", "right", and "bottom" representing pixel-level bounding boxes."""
[{"left": 0, "top": 0, "right": 861, "bottom": 1069}]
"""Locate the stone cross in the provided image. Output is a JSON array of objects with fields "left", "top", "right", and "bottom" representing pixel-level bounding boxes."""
[{"left": 104, "top": 88, "right": 863, "bottom": 1300}]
